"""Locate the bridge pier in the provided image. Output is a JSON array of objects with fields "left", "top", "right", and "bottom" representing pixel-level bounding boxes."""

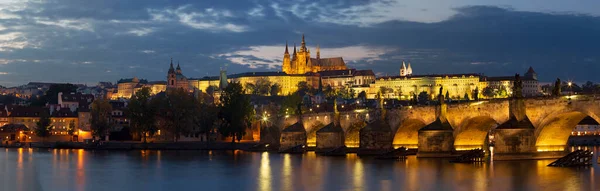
[
  {"left": 494, "top": 116, "right": 536, "bottom": 160},
  {"left": 315, "top": 123, "right": 345, "bottom": 154},
  {"left": 357, "top": 120, "right": 393, "bottom": 156},
  {"left": 279, "top": 122, "right": 307, "bottom": 153},
  {"left": 417, "top": 119, "right": 455, "bottom": 157}
]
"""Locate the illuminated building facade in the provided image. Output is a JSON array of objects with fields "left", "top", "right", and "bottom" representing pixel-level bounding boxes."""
[{"left": 282, "top": 34, "right": 347, "bottom": 75}]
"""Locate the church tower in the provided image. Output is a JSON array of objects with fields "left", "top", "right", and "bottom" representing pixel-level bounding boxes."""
[
  {"left": 282, "top": 42, "right": 291, "bottom": 74},
  {"left": 167, "top": 58, "right": 176, "bottom": 88},
  {"left": 176, "top": 62, "right": 182, "bottom": 74},
  {"left": 407, "top": 62, "right": 413, "bottom": 76},
  {"left": 400, "top": 61, "right": 407, "bottom": 76},
  {"left": 296, "top": 34, "right": 311, "bottom": 74}
]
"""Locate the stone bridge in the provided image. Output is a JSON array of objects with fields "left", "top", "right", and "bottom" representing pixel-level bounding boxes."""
[{"left": 271, "top": 95, "right": 600, "bottom": 157}]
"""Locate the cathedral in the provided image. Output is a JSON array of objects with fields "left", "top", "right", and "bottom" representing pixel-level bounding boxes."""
[{"left": 282, "top": 34, "right": 348, "bottom": 74}]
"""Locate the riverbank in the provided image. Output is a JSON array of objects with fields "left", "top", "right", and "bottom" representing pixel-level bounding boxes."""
[{"left": 1, "top": 141, "right": 259, "bottom": 150}]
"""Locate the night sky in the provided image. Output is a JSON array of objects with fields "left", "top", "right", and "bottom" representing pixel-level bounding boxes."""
[{"left": 1, "top": 0, "right": 599, "bottom": 86}]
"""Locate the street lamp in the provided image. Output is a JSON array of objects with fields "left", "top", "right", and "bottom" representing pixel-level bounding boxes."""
[{"left": 568, "top": 81, "right": 573, "bottom": 100}]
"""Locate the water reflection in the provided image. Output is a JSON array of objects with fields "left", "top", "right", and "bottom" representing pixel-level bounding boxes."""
[
  {"left": 258, "top": 152, "right": 271, "bottom": 191},
  {"left": 0, "top": 147, "right": 598, "bottom": 191},
  {"left": 281, "top": 154, "right": 291, "bottom": 191}
]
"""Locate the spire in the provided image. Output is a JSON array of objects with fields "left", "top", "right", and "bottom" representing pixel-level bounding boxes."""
[
  {"left": 168, "top": 58, "right": 175, "bottom": 73},
  {"left": 400, "top": 61, "right": 407, "bottom": 76},
  {"left": 316, "top": 44, "right": 320, "bottom": 59},
  {"left": 293, "top": 43, "right": 297, "bottom": 58},
  {"left": 407, "top": 62, "right": 413, "bottom": 75},
  {"left": 301, "top": 33, "right": 306, "bottom": 52},
  {"left": 284, "top": 41, "right": 289, "bottom": 54},
  {"left": 176, "top": 61, "right": 182, "bottom": 74}
]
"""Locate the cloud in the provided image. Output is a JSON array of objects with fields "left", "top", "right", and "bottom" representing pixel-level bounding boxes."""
[
  {"left": 35, "top": 18, "right": 94, "bottom": 31},
  {"left": 217, "top": 44, "right": 396, "bottom": 69},
  {"left": 148, "top": 5, "right": 248, "bottom": 32},
  {"left": 140, "top": 50, "right": 155, "bottom": 54},
  {"left": 0, "top": 72, "right": 10, "bottom": 75},
  {"left": 248, "top": 5, "right": 265, "bottom": 17},
  {"left": 0, "top": 32, "right": 31, "bottom": 51},
  {"left": 127, "top": 28, "right": 154, "bottom": 36}
]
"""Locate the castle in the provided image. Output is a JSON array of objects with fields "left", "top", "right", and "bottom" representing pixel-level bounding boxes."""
[{"left": 282, "top": 34, "right": 347, "bottom": 74}]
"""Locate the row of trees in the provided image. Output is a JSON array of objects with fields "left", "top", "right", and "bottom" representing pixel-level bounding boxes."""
[
  {"left": 88, "top": 82, "right": 255, "bottom": 143},
  {"left": 244, "top": 78, "right": 281, "bottom": 96}
]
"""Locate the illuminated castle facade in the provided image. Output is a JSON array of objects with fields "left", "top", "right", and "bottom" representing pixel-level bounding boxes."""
[{"left": 282, "top": 34, "right": 347, "bottom": 74}]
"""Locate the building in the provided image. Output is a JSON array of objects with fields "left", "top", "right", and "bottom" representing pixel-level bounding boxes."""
[
  {"left": 57, "top": 92, "right": 94, "bottom": 111},
  {"left": 110, "top": 77, "right": 166, "bottom": 99},
  {"left": 572, "top": 116, "right": 600, "bottom": 136},
  {"left": 400, "top": 61, "right": 413, "bottom": 77},
  {"left": 367, "top": 73, "right": 481, "bottom": 99},
  {"left": 362, "top": 66, "right": 541, "bottom": 99},
  {"left": 318, "top": 69, "right": 376, "bottom": 88},
  {"left": 282, "top": 34, "right": 347, "bottom": 75},
  {"left": 480, "top": 67, "right": 541, "bottom": 97},
  {"left": 189, "top": 71, "right": 320, "bottom": 96},
  {"left": 167, "top": 59, "right": 190, "bottom": 91}
]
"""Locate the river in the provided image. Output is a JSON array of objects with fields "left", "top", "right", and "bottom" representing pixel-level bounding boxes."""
[{"left": 0, "top": 147, "right": 598, "bottom": 191}]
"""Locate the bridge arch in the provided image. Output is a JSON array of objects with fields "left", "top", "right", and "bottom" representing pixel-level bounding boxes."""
[
  {"left": 392, "top": 118, "right": 428, "bottom": 148},
  {"left": 534, "top": 110, "right": 600, "bottom": 151},
  {"left": 453, "top": 116, "right": 499, "bottom": 150}
]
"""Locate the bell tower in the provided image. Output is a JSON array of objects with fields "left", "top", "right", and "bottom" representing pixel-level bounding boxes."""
[{"left": 167, "top": 58, "right": 176, "bottom": 88}]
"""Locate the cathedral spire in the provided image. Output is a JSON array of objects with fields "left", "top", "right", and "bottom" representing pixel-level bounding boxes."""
[
  {"left": 301, "top": 34, "right": 306, "bottom": 52},
  {"left": 292, "top": 43, "right": 297, "bottom": 61},
  {"left": 284, "top": 41, "right": 289, "bottom": 54},
  {"left": 407, "top": 62, "right": 413, "bottom": 76},
  {"left": 176, "top": 61, "right": 182, "bottom": 74},
  {"left": 316, "top": 44, "right": 320, "bottom": 59}
]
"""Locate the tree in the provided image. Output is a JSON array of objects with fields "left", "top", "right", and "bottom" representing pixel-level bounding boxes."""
[
  {"left": 245, "top": 83, "right": 257, "bottom": 94},
  {"left": 552, "top": 78, "right": 562, "bottom": 96},
  {"left": 35, "top": 111, "right": 52, "bottom": 141},
  {"left": 218, "top": 82, "right": 254, "bottom": 142},
  {"left": 445, "top": 91, "right": 450, "bottom": 101},
  {"left": 255, "top": 77, "right": 272, "bottom": 96},
  {"left": 270, "top": 83, "right": 281, "bottom": 96},
  {"left": 195, "top": 103, "right": 219, "bottom": 142},
  {"left": 417, "top": 91, "right": 429, "bottom": 105},
  {"left": 281, "top": 92, "right": 302, "bottom": 115},
  {"left": 90, "top": 99, "right": 113, "bottom": 141},
  {"left": 395, "top": 88, "right": 403, "bottom": 99},
  {"left": 324, "top": 85, "right": 335, "bottom": 98},
  {"left": 378, "top": 87, "right": 389, "bottom": 98},
  {"left": 464, "top": 93, "right": 470, "bottom": 101},
  {"left": 155, "top": 88, "right": 196, "bottom": 142},
  {"left": 349, "top": 88, "right": 356, "bottom": 99},
  {"left": 67, "top": 120, "right": 75, "bottom": 138},
  {"left": 205, "top": 85, "right": 218, "bottom": 95},
  {"left": 128, "top": 87, "right": 157, "bottom": 143},
  {"left": 497, "top": 86, "right": 508, "bottom": 97},
  {"left": 472, "top": 87, "right": 479, "bottom": 100},
  {"left": 296, "top": 81, "right": 311, "bottom": 96},
  {"left": 482, "top": 86, "right": 495, "bottom": 98},
  {"left": 357, "top": 91, "right": 367, "bottom": 101}
]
